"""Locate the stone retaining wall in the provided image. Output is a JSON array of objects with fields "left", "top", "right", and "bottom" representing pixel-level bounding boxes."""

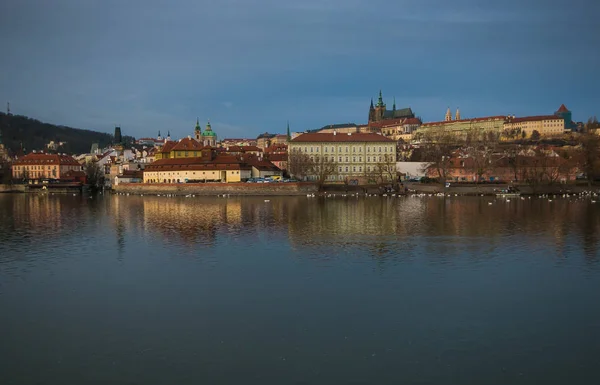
[
  {"left": 0, "top": 184, "right": 25, "bottom": 193},
  {"left": 114, "top": 182, "right": 319, "bottom": 196}
]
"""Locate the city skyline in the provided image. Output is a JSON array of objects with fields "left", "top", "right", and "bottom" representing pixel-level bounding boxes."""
[{"left": 1, "top": 0, "right": 599, "bottom": 139}]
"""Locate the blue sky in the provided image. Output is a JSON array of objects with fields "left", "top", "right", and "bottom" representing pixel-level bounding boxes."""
[{"left": 1, "top": 0, "right": 599, "bottom": 140}]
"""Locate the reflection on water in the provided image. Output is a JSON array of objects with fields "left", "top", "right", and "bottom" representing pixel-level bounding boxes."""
[{"left": 0, "top": 194, "right": 599, "bottom": 385}]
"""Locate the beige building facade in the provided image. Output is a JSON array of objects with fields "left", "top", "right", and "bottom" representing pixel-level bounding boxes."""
[
  {"left": 289, "top": 132, "right": 396, "bottom": 182},
  {"left": 503, "top": 115, "right": 565, "bottom": 139},
  {"left": 12, "top": 153, "right": 82, "bottom": 180}
]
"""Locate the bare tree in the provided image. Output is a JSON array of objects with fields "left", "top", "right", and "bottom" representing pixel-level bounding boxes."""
[
  {"left": 309, "top": 155, "right": 338, "bottom": 186},
  {"left": 577, "top": 131, "right": 600, "bottom": 185},
  {"left": 462, "top": 129, "right": 499, "bottom": 183},
  {"left": 584, "top": 116, "right": 599, "bottom": 133},
  {"left": 418, "top": 129, "right": 461, "bottom": 183},
  {"left": 287, "top": 149, "right": 312, "bottom": 181}
]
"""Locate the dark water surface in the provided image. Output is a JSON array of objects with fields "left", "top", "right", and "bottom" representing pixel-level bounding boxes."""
[{"left": 1, "top": 194, "right": 599, "bottom": 385}]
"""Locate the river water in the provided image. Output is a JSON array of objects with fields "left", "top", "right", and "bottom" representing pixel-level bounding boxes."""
[{"left": 1, "top": 194, "right": 599, "bottom": 384}]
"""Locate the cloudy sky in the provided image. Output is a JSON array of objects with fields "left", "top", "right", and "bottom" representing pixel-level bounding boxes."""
[{"left": 1, "top": 0, "right": 599, "bottom": 139}]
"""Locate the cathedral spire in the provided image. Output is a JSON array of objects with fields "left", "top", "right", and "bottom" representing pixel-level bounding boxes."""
[
  {"left": 195, "top": 118, "right": 200, "bottom": 131},
  {"left": 393, "top": 97, "right": 396, "bottom": 111},
  {"left": 455, "top": 107, "right": 461, "bottom": 121},
  {"left": 377, "top": 90, "right": 384, "bottom": 107},
  {"left": 370, "top": 98, "right": 374, "bottom": 109},
  {"left": 286, "top": 121, "right": 291, "bottom": 141}
]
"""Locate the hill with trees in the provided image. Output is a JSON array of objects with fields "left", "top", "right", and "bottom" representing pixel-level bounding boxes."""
[{"left": 0, "top": 112, "right": 134, "bottom": 155}]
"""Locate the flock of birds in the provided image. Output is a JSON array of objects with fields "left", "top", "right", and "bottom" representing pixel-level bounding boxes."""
[{"left": 111, "top": 190, "right": 599, "bottom": 204}]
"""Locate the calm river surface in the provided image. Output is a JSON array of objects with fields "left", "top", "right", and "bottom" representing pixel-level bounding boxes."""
[{"left": 1, "top": 193, "right": 599, "bottom": 385}]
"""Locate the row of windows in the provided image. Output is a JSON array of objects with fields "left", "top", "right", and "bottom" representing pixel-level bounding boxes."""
[
  {"left": 297, "top": 145, "right": 395, "bottom": 153},
  {"left": 309, "top": 156, "right": 392, "bottom": 163},
  {"left": 333, "top": 165, "right": 390, "bottom": 173},
  {"left": 14, "top": 165, "right": 60, "bottom": 171}
]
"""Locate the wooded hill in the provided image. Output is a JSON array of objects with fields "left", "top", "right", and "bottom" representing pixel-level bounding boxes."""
[{"left": 0, "top": 112, "right": 134, "bottom": 155}]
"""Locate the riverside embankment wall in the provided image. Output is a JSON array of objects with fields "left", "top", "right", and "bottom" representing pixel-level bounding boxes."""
[
  {"left": 0, "top": 184, "right": 25, "bottom": 193},
  {"left": 114, "top": 182, "right": 319, "bottom": 196}
]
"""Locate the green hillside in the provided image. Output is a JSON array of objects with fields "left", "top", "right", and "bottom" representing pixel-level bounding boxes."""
[{"left": 0, "top": 112, "right": 134, "bottom": 155}]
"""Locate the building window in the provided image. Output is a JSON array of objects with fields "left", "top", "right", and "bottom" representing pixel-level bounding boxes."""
[
  {"left": 338, "top": 157, "right": 342, "bottom": 162},
  {"left": 353, "top": 166, "right": 356, "bottom": 172},
  {"left": 345, "top": 166, "right": 348, "bottom": 172},
  {"left": 346, "top": 146, "right": 349, "bottom": 153},
  {"left": 339, "top": 167, "right": 342, "bottom": 172},
  {"left": 353, "top": 147, "right": 356, "bottom": 153},
  {"left": 353, "top": 157, "right": 356, "bottom": 162},
  {"left": 325, "top": 147, "right": 328, "bottom": 153},
  {"left": 345, "top": 157, "right": 349, "bottom": 162}
]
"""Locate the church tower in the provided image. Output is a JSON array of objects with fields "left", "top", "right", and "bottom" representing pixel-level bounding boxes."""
[
  {"left": 194, "top": 118, "right": 201, "bottom": 141},
  {"left": 455, "top": 108, "right": 461, "bottom": 121},
  {"left": 445, "top": 107, "right": 452, "bottom": 122},
  {"left": 374, "top": 90, "right": 386, "bottom": 121}
]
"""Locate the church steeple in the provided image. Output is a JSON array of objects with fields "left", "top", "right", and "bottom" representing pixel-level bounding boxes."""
[
  {"left": 194, "top": 118, "right": 201, "bottom": 141},
  {"left": 286, "top": 121, "right": 291, "bottom": 142},
  {"left": 445, "top": 107, "right": 452, "bottom": 122},
  {"left": 376, "top": 90, "right": 384, "bottom": 107},
  {"left": 455, "top": 107, "right": 461, "bottom": 121},
  {"left": 393, "top": 97, "right": 396, "bottom": 111},
  {"left": 370, "top": 98, "right": 374, "bottom": 109}
]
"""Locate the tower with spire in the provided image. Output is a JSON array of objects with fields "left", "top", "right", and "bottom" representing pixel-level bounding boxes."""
[
  {"left": 445, "top": 107, "right": 452, "bottom": 122},
  {"left": 286, "top": 121, "right": 291, "bottom": 142},
  {"left": 455, "top": 107, "right": 461, "bottom": 121},
  {"left": 194, "top": 118, "right": 201, "bottom": 141}
]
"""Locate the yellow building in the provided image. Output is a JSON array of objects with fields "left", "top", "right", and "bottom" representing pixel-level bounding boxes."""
[
  {"left": 289, "top": 132, "right": 396, "bottom": 182},
  {"left": 416, "top": 115, "right": 507, "bottom": 138},
  {"left": 144, "top": 153, "right": 251, "bottom": 183},
  {"left": 155, "top": 137, "right": 207, "bottom": 160},
  {"left": 12, "top": 153, "right": 82, "bottom": 181},
  {"left": 503, "top": 115, "right": 565, "bottom": 139},
  {"left": 380, "top": 118, "right": 422, "bottom": 141}
]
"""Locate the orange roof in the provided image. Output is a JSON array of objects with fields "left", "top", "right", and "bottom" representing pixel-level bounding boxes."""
[
  {"left": 145, "top": 156, "right": 251, "bottom": 172},
  {"left": 13, "top": 153, "right": 80, "bottom": 166},
  {"left": 291, "top": 132, "right": 394, "bottom": 143},
  {"left": 507, "top": 115, "right": 564, "bottom": 123},
  {"left": 158, "top": 141, "right": 177, "bottom": 153},
  {"left": 556, "top": 104, "right": 569, "bottom": 112},
  {"left": 170, "top": 137, "right": 204, "bottom": 151},
  {"left": 421, "top": 116, "right": 507, "bottom": 127}
]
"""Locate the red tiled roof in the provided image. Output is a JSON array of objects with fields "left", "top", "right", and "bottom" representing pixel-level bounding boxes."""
[
  {"left": 13, "top": 153, "right": 80, "bottom": 166},
  {"left": 421, "top": 116, "right": 507, "bottom": 127},
  {"left": 145, "top": 156, "right": 252, "bottom": 172},
  {"left": 170, "top": 138, "right": 205, "bottom": 151},
  {"left": 368, "top": 118, "right": 407, "bottom": 129},
  {"left": 556, "top": 104, "right": 569, "bottom": 112},
  {"left": 158, "top": 141, "right": 177, "bottom": 153},
  {"left": 507, "top": 115, "right": 564, "bottom": 123},
  {"left": 291, "top": 132, "right": 394, "bottom": 143},
  {"left": 266, "top": 153, "right": 287, "bottom": 161}
]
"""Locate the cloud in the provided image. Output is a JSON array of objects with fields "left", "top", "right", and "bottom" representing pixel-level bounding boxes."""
[{"left": 0, "top": 0, "right": 598, "bottom": 140}]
